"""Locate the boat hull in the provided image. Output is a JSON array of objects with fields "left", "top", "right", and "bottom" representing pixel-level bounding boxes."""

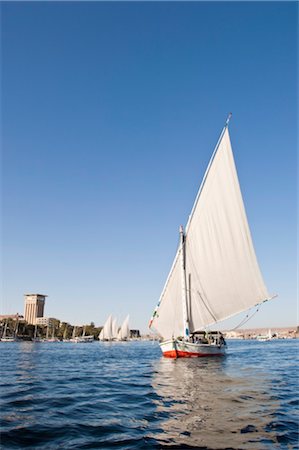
[
  {"left": 70, "top": 336, "right": 94, "bottom": 343},
  {"left": 160, "top": 339, "right": 226, "bottom": 358}
]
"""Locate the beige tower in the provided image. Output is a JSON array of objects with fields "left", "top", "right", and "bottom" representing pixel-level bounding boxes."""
[{"left": 24, "top": 294, "right": 47, "bottom": 325}]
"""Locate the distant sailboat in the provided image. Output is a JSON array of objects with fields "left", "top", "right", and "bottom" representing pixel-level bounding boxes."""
[
  {"left": 69, "top": 326, "right": 78, "bottom": 342},
  {"left": 14, "top": 320, "right": 19, "bottom": 340},
  {"left": 1, "top": 321, "right": 8, "bottom": 341},
  {"left": 149, "top": 115, "right": 275, "bottom": 358},
  {"left": 257, "top": 329, "right": 273, "bottom": 341},
  {"left": 72, "top": 325, "right": 94, "bottom": 343},
  {"left": 1, "top": 321, "right": 17, "bottom": 342},
  {"left": 117, "top": 315, "right": 130, "bottom": 341},
  {"left": 62, "top": 325, "right": 70, "bottom": 342},
  {"left": 32, "top": 324, "right": 42, "bottom": 342},
  {"left": 112, "top": 318, "right": 119, "bottom": 340},
  {"left": 99, "top": 315, "right": 113, "bottom": 341},
  {"left": 47, "top": 332, "right": 59, "bottom": 342},
  {"left": 79, "top": 325, "right": 94, "bottom": 342},
  {"left": 43, "top": 323, "right": 59, "bottom": 342}
]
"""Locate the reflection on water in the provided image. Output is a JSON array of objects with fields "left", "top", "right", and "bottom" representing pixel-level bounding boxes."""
[
  {"left": 0, "top": 340, "right": 298, "bottom": 449},
  {"left": 151, "top": 342, "right": 297, "bottom": 449}
]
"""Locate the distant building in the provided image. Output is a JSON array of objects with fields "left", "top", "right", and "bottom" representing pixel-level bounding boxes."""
[
  {"left": 36, "top": 317, "right": 57, "bottom": 327},
  {"left": 130, "top": 329, "right": 140, "bottom": 338},
  {"left": 24, "top": 294, "right": 47, "bottom": 325}
]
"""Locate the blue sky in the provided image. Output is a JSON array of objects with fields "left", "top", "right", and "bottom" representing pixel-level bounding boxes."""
[{"left": 2, "top": 2, "right": 297, "bottom": 332}]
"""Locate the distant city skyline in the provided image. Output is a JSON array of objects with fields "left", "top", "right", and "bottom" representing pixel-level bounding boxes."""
[{"left": 2, "top": 2, "right": 297, "bottom": 333}]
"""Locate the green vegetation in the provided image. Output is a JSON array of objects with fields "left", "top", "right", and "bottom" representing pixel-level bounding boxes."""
[{"left": 0, "top": 319, "right": 103, "bottom": 341}]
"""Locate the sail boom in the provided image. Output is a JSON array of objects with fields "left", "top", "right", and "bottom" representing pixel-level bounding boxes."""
[{"left": 191, "top": 296, "right": 274, "bottom": 333}]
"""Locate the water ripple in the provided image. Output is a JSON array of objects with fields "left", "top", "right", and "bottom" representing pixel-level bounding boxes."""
[{"left": 0, "top": 340, "right": 298, "bottom": 449}]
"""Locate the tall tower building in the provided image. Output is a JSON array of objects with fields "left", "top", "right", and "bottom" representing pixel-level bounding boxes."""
[{"left": 24, "top": 294, "right": 47, "bottom": 325}]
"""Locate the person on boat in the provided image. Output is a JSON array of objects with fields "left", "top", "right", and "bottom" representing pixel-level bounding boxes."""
[
  {"left": 201, "top": 333, "right": 208, "bottom": 344},
  {"left": 219, "top": 334, "right": 226, "bottom": 346}
]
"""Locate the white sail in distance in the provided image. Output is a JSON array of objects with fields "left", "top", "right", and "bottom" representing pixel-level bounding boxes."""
[
  {"left": 99, "top": 315, "right": 113, "bottom": 341},
  {"left": 112, "top": 318, "right": 119, "bottom": 339},
  {"left": 150, "top": 127, "right": 270, "bottom": 340},
  {"left": 117, "top": 315, "right": 130, "bottom": 340}
]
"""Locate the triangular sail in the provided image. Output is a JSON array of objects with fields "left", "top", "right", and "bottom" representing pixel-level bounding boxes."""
[
  {"left": 150, "top": 127, "right": 270, "bottom": 340},
  {"left": 149, "top": 254, "right": 183, "bottom": 339},
  {"left": 117, "top": 315, "right": 130, "bottom": 340},
  {"left": 99, "top": 315, "right": 113, "bottom": 340},
  {"left": 112, "top": 318, "right": 119, "bottom": 339}
]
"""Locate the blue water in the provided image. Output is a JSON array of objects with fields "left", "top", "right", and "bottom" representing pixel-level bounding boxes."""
[{"left": 0, "top": 339, "right": 298, "bottom": 449}]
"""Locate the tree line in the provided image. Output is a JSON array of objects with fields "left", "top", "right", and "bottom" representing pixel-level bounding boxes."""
[{"left": 0, "top": 318, "right": 103, "bottom": 340}]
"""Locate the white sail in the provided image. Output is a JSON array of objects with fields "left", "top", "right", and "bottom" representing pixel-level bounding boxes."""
[
  {"left": 149, "top": 255, "right": 183, "bottom": 338},
  {"left": 99, "top": 315, "right": 113, "bottom": 341},
  {"left": 150, "top": 127, "right": 270, "bottom": 340},
  {"left": 268, "top": 329, "right": 272, "bottom": 339},
  {"left": 117, "top": 315, "right": 130, "bottom": 340},
  {"left": 112, "top": 318, "right": 119, "bottom": 339}
]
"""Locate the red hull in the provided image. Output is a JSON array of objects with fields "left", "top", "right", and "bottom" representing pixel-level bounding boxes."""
[
  {"left": 160, "top": 338, "right": 226, "bottom": 358},
  {"left": 163, "top": 349, "right": 224, "bottom": 358}
]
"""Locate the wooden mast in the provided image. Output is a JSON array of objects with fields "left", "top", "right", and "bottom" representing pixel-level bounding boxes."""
[{"left": 180, "top": 225, "right": 190, "bottom": 340}]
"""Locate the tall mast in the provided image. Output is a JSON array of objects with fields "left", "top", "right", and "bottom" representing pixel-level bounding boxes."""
[
  {"left": 179, "top": 225, "right": 190, "bottom": 340},
  {"left": 3, "top": 321, "right": 7, "bottom": 339},
  {"left": 15, "top": 320, "right": 19, "bottom": 338}
]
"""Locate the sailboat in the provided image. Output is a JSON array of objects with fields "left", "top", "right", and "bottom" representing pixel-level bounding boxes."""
[
  {"left": 50, "top": 326, "right": 59, "bottom": 341},
  {"left": 69, "top": 325, "right": 78, "bottom": 342},
  {"left": 112, "top": 318, "right": 119, "bottom": 340},
  {"left": 117, "top": 315, "right": 130, "bottom": 341},
  {"left": 32, "top": 324, "right": 42, "bottom": 342},
  {"left": 257, "top": 329, "right": 273, "bottom": 341},
  {"left": 62, "top": 325, "right": 70, "bottom": 342},
  {"left": 1, "top": 319, "right": 19, "bottom": 342},
  {"left": 149, "top": 114, "right": 275, "bottom": 358},
  {"left": 99, "top": 315, "right": 113, "bottom": 341},
  {"left": 72, "top": 325, "right": 94, "bottom": 343},
  {"left": 1, "top": 321, "right": 17, "bottom": 342}
]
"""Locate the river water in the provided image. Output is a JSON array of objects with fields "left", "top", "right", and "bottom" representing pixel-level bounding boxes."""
[{"left": 0, "top": 339, "right": 298, "bottom": 449}]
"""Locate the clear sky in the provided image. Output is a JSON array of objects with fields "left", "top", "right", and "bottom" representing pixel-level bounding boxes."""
[{"left": 1, "top": 2, "right": 297, "bottom": 333}]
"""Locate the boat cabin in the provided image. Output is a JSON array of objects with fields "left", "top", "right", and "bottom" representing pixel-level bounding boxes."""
[{"left": 190, "top": 331, "right": 226, "bottom": 346}]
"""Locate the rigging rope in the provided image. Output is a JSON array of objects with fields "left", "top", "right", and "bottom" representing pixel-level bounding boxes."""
[{"left": 229, "top": 305, "right": 261, "bottom": 331}]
